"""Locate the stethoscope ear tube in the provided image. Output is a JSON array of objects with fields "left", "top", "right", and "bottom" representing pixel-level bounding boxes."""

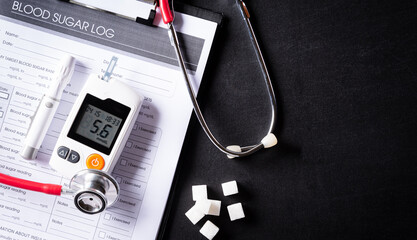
[
  {"left": 163, "top": 0, "right": 278, "bottom": 158},
  {"left": 0, "top": 172, "right": 62, "bottom": 195}
]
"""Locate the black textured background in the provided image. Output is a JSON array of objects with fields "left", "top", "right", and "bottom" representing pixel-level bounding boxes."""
[{"left": 160, "top": 0, "right": 417, "bottom": 239}]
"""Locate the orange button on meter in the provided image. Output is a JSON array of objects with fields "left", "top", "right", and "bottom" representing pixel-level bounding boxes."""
[{"left": 86, "top": 154, "right": 105, "bottom": 170}]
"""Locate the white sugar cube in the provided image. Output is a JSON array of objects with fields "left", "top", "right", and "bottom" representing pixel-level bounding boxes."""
[
  {"left": 221, "top": 180, "right": 239, "bottom": 196},
  {"left": 207, "top": 199, "right": 221, "bottom": 216},
  {"left": 185, "top": 204, "right": 205, "bottom": 225},
  {"left": 227, "top": 202, "right": 245, "bottom": 221},
  {"left": 192, "top": 185, "right": 207, "bottom": 201},
  {"left": 199, "top": 220, "right": 219, "bottom": 240},
  {"left": 195, "top": 200, "right": 211, "bottom": 214}
]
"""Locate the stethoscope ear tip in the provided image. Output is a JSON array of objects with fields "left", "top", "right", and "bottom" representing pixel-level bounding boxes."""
[
  {"left": 261, "top": 133, "right": 277, "bottom": 148},
  {"left": 226, "top": 145, "right": 242, "bottom": 159}
]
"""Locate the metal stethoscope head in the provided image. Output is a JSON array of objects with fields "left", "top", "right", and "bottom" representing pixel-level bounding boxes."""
[{"left": 69, "top": 169, "right": 120, "bottom": 214}]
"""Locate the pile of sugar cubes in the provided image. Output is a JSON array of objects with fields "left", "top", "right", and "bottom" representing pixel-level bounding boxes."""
[{"left": 185, "top": 180, "right": 245, "bottom": 239}]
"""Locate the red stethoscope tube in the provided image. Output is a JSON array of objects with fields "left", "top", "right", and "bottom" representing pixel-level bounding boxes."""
[
  {"left": 159, "top": 0, "right": 174, "bottom": 24},
  {"left": 0, "top": 173, "right": 61, "bottom": 196}
]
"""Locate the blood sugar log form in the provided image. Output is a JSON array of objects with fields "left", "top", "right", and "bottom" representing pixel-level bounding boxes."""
[{"left": 11, "top": 1, "right": 115, "bottom": 38}]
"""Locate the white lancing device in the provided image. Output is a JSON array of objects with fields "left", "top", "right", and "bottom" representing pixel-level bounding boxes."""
[{"left": 20, "top": 55, "right": 76, "bottom": 160}]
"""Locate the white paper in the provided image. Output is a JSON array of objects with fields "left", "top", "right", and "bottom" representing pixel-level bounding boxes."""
[{"left": 0, "top": 2, "right": 217, "bottom": 239}]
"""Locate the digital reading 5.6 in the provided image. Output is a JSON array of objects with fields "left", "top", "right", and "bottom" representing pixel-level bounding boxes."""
[{"left": 75, "top": 104, "right": 122, "bottom": 148}]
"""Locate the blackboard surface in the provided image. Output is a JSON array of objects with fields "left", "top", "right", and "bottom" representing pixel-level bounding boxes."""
[{"left": 161, "top": 0, "right": 417, "bottom": 239}]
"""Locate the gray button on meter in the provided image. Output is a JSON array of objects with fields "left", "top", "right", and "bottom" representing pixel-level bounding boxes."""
[
  {"left": 68, "top": 150, "right": 80, "bottom": 163},
  {"left": 57, "top": 146, "right": 69, "bottom": 159}
]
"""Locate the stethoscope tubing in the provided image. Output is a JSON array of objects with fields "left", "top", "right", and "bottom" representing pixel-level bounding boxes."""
[
  {"left": 0, "top": 172, "right": 62, "bottom": 195},
  {"left": 164, "top": 0, "right": 277, "bottom": 158}
]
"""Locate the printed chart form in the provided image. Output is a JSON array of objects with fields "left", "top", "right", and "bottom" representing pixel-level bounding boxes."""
[{"left": 0, "top": 0, "right": 218, "bottom": 239}]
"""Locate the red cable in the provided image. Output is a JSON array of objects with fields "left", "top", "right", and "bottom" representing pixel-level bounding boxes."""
[
  {"left": 159, "top": 0, "right": 173, "bottom": 24},
  {"left": 0, "top": 173, "right": 61, "bottom": 196}
]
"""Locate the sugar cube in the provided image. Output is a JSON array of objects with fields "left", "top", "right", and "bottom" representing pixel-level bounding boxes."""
[
  {"left": 227, "top": 202, "right": 245, "bottom": 221},
  {"left": 192, "top": 185, "right": 207, "bottom": 201},
  {"left": 195, "top": 200, "right": 211, "bottom": 214},
  {"left": 199, "top": 220, "right": 219, "bottom": 240},
  {"left": 185, "top": 204, "right": 205, "bottom": 225},
  {"left": 206, "top": 199, "right": 221, "bottom": 216},
  {"left": 221, "top": 180, "right": 239, "bottom": 196}
]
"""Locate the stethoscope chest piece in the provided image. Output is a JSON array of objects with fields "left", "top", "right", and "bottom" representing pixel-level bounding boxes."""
[{"left": 69, "top": 169, "right": 120, "bottom": 214}]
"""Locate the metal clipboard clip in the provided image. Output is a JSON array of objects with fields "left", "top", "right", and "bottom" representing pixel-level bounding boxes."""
[{"left": 60, "top": 0, "right": 157, "bottom": 26}]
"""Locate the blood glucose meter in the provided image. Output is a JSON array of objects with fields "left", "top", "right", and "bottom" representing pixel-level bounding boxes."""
[
  {"left": 49, "top": 73, "right": 143, "bottom": 213},
  {"left": 50, "top": 74, "right": 143, "bottom": 176}
]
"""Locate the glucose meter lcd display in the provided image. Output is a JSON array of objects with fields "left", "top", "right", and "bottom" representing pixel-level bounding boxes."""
[
  {"left": 68, "top": 94, "right": 131, "bottom": 155},
  {"left": 75, "top": 104, "right": 122, "bottom": 148}
]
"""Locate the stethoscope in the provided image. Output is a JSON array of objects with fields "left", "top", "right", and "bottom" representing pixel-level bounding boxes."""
[{"left": 0, "top": 0, "right": 278, "bottom": 215}]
